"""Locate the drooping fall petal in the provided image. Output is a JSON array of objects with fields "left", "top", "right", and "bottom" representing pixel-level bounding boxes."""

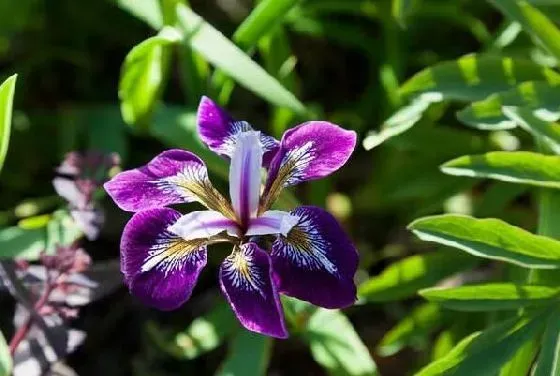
[
  {"left": 219, "top": 243, "right": 287, "bottom": 338},
  {"left": 271, "top": 206, "right": 358, "bottom": 309},
  {"left": 121, "top": 208, "right": 207, "bottom": 310}
]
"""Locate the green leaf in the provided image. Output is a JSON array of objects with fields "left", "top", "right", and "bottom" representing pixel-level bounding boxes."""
[
  {"left": 0, "top": 331, "right": 11, "bottom": 376},
  {"left": 409, "top": 214, "right": 560, "bottom": 269},
  {"left": 456, "top": 81, "right": 560, "bottom": 130},
  {"left": 175, "top": 4, "right": 306, "bottom": 115},
  {"left": 116, "top": 0, "right": 162, "bottom": 29},
  {"left": 392, "top": 0, "right": 418, "bottom": 27},
  {"left": 420, "top": 283, "right": 560, "bottom": 311},
  {"left": 304, "top": 308, "right": 378, "bottom": 376},
  {"left": 233, "top": 0, "right": 300, "bottom": 49},
  {"left": 416, "top": 312, "right": 548, "bottom": 376},
  {"left": 502, "top": 106, "right": 560, "bottom": 155},
  {"left": 378, "top": 303, "right": 446, "bottom": 356},
  {"left": 0, "top": 74, "right": 16, "bottom": 175},
  {"left": 216, "top": 329, "right": 272, "bottom": 376},
  {"left": 441, "top": 151, "right": 560, "bottom": 188},
  {"left": 0, "top": 210, "right": 81, "bottom": 260},
  {"left": 119, "top": 28, "right": 180, "bottom": 128},
  {"left": 364, "top": 54, "right": 560, "bottom": 149},
  {"left": 359, "top": 251, "right": 478, "bottom": 302},
  {"left": 533, "top": 308, "right": 560, "bottom": 376},
  {"left": 173, "top": 302, "right": 236, "bottom": 360},
  {"left": 489, "top": 0, "right": 560, "bottom": 61}
]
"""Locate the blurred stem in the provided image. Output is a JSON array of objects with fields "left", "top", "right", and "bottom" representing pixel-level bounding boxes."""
[{"left": 9, "top": 275, "right": 56, "bottom": 356}]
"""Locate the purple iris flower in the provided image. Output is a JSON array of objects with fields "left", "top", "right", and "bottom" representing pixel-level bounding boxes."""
[{"left": 104, "top": 97, "right": 358, "bottom": 338}]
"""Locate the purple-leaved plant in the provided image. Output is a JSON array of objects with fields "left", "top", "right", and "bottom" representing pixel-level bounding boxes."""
[{"left": 104, "top": 97, "right": 358, "bottom": 338}]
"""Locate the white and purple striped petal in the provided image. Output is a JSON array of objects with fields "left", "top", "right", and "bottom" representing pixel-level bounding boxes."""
[
  {"left": 197, "top": 96, "right": 279, "bottom": 165},
  {"left": 219, "top": 243, "right": 287, "bottom": 338},
  {"left": 271, "top": 206, "right": 358, "bottom": 309},
  {"left": 168, "top": 210, "right": 240, "bottom": 240},
  {"left": 120, "top": 208, "right": 207, "bottom": 311},
  {"left": 262, "top": 122, "right": 356, "bottom": 209},
  {"left": 104, "top": 149, "right": 234, "bottom": 216},
  {"left": 246, "top": 210, "right": 299, "bottom": 237},
  {"left": 229, "top": 131, "right": 263, "bottom": 225}
]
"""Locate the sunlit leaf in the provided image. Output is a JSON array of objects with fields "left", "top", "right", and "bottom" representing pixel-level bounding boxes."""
[
  {"left": 0, "top": 74, "right": 16, "bottom": 175},
  {"left": 378, "top": 303, "right": 446, "bottom": 356},
  {"left": 0, "top": 331, "right": 11, "bottom": 376},
  {"left": 304, "top": 308, "right": 379, "bottom": 376},
  {"left": 119, "top": 28, "right": 180, "bottom": 128},
  {"left": 420, "top": 283, "right": 560, "bottom": 311},
  {"left": 409, "top": 214, "right": 560, "bottom": 268},
  {"left": 456, "top": 81, "right": 560, "bottom": 130},
  {"left": 502, "top": 106, "right": 560, "bottom": 154},
  {"left": 216, "top": 329, "right": 272, "bottom": 376},
  {"left": 363, "top": 54, "right": 560, "bottom": 149},
  {"left": 175, "top": 4, "right": 306, "bottom": 114},
  {"left": 441, "top": 151, "right": 560, "bottom": 188},
  {"left": 489, "top": 0, "right": 560, "bottom": 61},
  {"left": 358, "top": 251, "right": 478, "bottom": 302},
  {"left": 416, "top": 312, "right": 547, "bottom": 376},
  {"left": 533, "top": 308, "right": 560, "bottom": 376},
  {"left": 233, "top": 0, "right": 301, "bottom": 49}
]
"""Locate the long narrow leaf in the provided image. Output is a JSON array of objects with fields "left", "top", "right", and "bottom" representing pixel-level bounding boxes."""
[
  {"left": 364, "top": 54, "right": 560, "bottom": 149},
  {"left": 175, "top": 4, "right": 306, "bottom": 114},
  {"left": 416, "top": 312, "right": 548, "bottom": 376},
  {"left": 441, "top": 151, "right": 560, "bottom": 188},
  {"left": 533, "top": 308, "right": 560, "bottom": 376},
  {"left": 216, "top": 329, "right": 272, "bottom": 376},
  {"left": 409, "top": 214, "right": 560, "bottom": 269},
  {"left": 420, "top": 283, "right": 560, "bottom": 311},
  {"left": 0, "top": 74, "right": 17, "bottom": 175},
  {"left": 489, "top": 0, "right": 560, "bottom": 61},
  {"left": 0, "top": 331, "right": 11, "bottom": 376}
]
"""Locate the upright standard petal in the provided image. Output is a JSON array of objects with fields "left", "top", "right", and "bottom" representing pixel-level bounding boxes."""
[
  {"left": 229, "top": 131, "right": 263, "bottom": 225},
  {"left": 104, "top": 149, "right": 234, "bottom": 217},
  {"left": 246, "top": 210, "right": 299, "bottom": 237},
  {"left": 168, "top": 210, "right": 240, "bottom": 240},
  {"left": 197, "top": 96, "right": 279, "bottom": 165},
  {"left": 219, "top": 243, "right": 287, "bottom": 338},
  {"left": 271, "top": 206, "right": 358, "bottom": 309},
  {"left": 121, "top": 208, "right": 208, "bottom": 311},
  {"left": 262, "top": 122, "right": 356, "bottom": 210}
]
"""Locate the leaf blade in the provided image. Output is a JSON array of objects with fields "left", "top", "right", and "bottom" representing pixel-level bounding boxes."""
[
  {"left": 441, "top": 151, "right": 560, "bottom": 188},
  {"left": 175, "top": 4, "right": 306, "bottom": 114},
  {"left": 409, "top": 214, "right": 560, "bottom": 269},
  {"left": 0, "top": 74, "right": 17, "bottom": 175},
  {"left": 420, "top": 283, "right": 560, "bottom": 311}
]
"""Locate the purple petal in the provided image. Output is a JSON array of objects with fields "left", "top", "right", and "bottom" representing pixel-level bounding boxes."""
[
  {"left": 168, "top": 210, "right": 240, "bottom": 240},
  {"left": 229, "top": 131, "right": 263, "bottom": 225},
  {"left": 121, "top": 208, "right": 207, "bottom": 310},
  {"left": 197, "top": 96, "right": 279, "bottom": 166},
  {"left": 263, "top": 122, "right": 356, "bottom": 209},
  {"left": 104, "top": 149, "right": 233, "bottom": 216},
  {"left": 219, "top": 243, "right": 287, "bottom": 338},
  {"left": 246, "top": 210, "right": 299, "bottom": 237},
  {"left": 271, "top": 206, "right": 358, "bottom": 309}
]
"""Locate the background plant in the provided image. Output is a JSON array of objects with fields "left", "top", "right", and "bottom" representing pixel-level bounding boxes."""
[{"left": 1, "top": 0, "right": 560, "bottom": 375}]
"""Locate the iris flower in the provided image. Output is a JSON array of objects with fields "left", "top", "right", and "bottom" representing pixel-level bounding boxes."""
[{"left": 104, "top": 97, "right": 358, "bottom": 338}]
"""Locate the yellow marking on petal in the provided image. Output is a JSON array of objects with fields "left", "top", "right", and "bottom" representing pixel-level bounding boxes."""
[
  {"left": 142, "top": 238, "right": 206, "bottom": 273},
  {"left": 260, "top": 157, "right": 298, "bottom": 213},
  {"left": 173, "top": 175, "right": 236, "bottom": 220}
]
